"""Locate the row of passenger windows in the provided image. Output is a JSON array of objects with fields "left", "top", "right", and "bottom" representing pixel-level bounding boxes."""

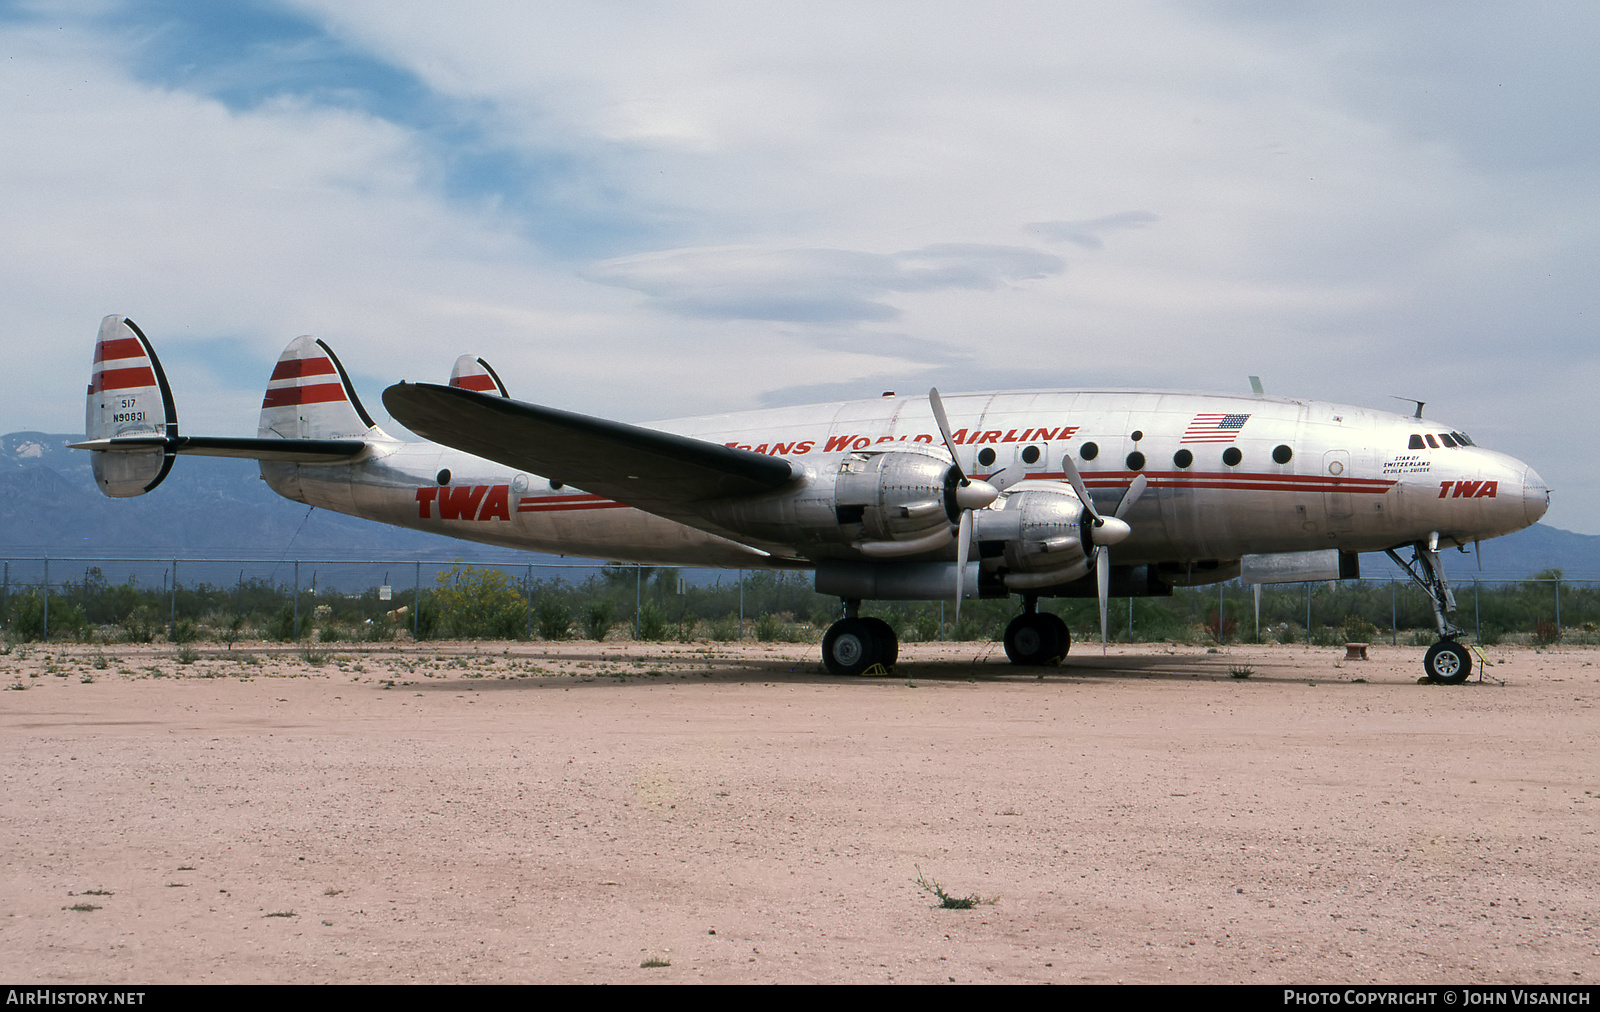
[
  {"left": 1410, "top": 432, "right": 1474, "bottom": 449},
  {"left": 974, "top": 442, "right": 1294, "bottom": 470}
]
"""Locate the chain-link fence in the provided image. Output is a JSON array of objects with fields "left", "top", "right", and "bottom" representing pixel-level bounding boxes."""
[{"left": 1, "top": 556, "right": 1595, "bottom": 647}]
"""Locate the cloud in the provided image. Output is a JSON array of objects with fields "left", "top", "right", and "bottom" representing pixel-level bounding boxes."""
[
  {"left": 1027, "top": 212, "right": 1159, "bottom": 250},
  {"left": 584, "top": 243, "right": 1063, "bottom": 323}
]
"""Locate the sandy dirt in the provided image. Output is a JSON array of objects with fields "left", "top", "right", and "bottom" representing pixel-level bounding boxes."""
[{"left": 1, "top": 637, "right": 1596, "bottom": 984}]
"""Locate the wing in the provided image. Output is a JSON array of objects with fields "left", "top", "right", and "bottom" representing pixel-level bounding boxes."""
[{"left": 382, "top": 382, "right": 799, "bottom": 524}]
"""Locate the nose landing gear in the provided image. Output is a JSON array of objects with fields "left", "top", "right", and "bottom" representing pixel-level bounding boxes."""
[{"left": 1387, "top": 539, "right": 1473, "bottom": 684}]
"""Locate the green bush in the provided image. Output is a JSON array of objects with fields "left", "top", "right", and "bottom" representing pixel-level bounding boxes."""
[
  {"left": 535, "top": 596, "right": 572, "bottom": 641},
  {"left": 432, "top": 564, "right": 525, "bottom": 639},
  {"left": 581, "top": 599, "right": 614, "bottom": 640}
]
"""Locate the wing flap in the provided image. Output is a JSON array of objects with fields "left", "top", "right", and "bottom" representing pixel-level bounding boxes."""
[{"left": 382, "top": 383, "right": 797, "bottom": 516}]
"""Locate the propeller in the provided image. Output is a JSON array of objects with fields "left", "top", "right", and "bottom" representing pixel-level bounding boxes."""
[
  {"left": 1059, "top": 452, "right": 1147, "bottom": 652},
  {"left": 930, "top": 388, "right": 998, "bottom": 626}
]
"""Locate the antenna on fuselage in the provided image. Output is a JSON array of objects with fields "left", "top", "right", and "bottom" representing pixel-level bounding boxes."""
[{"left": 1391, "top": 396, "right": 1426, "bottom": 418}]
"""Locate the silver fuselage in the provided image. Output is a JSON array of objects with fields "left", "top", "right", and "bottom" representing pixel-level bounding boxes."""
[{"left": 263, "top": 389, "right": 1548, "bottom": 568}]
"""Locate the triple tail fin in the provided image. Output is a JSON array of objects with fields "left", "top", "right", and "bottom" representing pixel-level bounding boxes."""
[
  {"left": 260, "top": 335, "right": 378, "bottom": 439},
  {"left": 448, "top": 355, "right": 509, "bottom": 397},
  {"left": 73, "top": 318, "right": 370, "bottom": 497},
  {"left": 84, "top": 315, "right": 177, "bottom": 496}
]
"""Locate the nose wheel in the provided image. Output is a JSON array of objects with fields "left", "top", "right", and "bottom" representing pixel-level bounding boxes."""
[{"left": 1423, "top": 640, "right": 1472, "bottom": 684}]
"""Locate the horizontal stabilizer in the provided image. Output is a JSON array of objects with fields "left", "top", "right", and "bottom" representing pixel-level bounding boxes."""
[
  {"left": 70, "top": 435, "right": 366, "bottom": 463},
  {"left": 382, "top": 382, "right": 797, "bottom": 517}
]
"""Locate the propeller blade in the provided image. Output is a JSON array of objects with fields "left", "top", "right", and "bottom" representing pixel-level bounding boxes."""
[
  {"left": 928, "top": 388, "right": 967, "bottom": 482},
  {"left": 1059, "top": 453, "right": 1104, "bottom": 524},
  {"left": 955, "top": 508, "right": 972, "bottom": 627},
  {"left": 1096, "top": 545, "right": 1110, "bottom": 653},
  {"left": 1114, "top": 473, "right": 1148, "bottom": 519}
]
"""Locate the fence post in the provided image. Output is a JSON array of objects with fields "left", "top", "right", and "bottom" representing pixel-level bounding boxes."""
[
  {"left": 526, "top": 564, "right": 534, "bottom": 639},
  {"left": 1391, "top": 579, "right": 1397, "bottom": 645},
  {"left": 1305, "top": 582, "right": 1311, "bottom": 647},
  {"left": 170, "top": 559, "right": 178, "bottom": 641},
  {"left": 1555, "top": 578, "right": 1561, "bottom": 632},
  {"left": 635, "top": 564, "right": 642, "bottom": 638},
  {"left": 738, "top": 570, "right": 744, "bottom": 641},
  {"left": 43, "top": 557, "right": 50, "bottom": 641},
  {"left": 1475, "top": 578, "right": 1481, "bottom": 641},
  {"left": 293, "top": 561, "right": 300, "bottom": 640},
  {"left": 413, "top": 562, "right": 420, "bottom": 639}
]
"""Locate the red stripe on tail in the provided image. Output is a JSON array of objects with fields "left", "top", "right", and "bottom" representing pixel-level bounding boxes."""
[
  {"left": 270, "top": 357, "right": 339, "bottom": 380},
  {"left": 262, "top": 382, "right": 347, "bottom": 408},
  {"left": 92, "top": 366, "right": 158, "bottom": 392}
]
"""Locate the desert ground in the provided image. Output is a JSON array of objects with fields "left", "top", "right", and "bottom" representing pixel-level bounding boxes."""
[{"left": 0, "top": 637, "right": 1596, "bottom": 984}]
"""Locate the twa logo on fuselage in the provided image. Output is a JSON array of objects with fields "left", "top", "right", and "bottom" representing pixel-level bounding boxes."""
[
  {"left": 1438, "top": 480, "right": 1498, "bottom": 499},
  {"left": 416, "top": 485, "right": 511, "bottom": 521}
]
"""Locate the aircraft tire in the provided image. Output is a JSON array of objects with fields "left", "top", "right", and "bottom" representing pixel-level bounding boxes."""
[
  {"left": 860, "top": 617, "right": 898, "bottom": 670},
  {"left": 1042, "top": 613, "right": 1070, "bottom": 658},
  {"left": 1424, "top": 640, "right": 1472, "bottom": 684},
  {"left": 823, "top": 618, "right": 880, "bottom": 676},
  {"left": 1004, "top": 614, "right": 1064, "bottom": 666}
]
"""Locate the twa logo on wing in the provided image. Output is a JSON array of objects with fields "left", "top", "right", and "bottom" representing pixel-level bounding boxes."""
[
  {"left": 1438, "top": 480, "right": 1498, "bottom": 498},
  {"left": 417, "top": 485, "right": 512, "bottom": 520}
]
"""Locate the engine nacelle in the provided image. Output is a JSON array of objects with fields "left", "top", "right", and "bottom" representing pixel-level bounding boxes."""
[
  {"left": 975, "top": 483, "right": 1092, "bottom": 578},
  {"left": 698, "top": 450, "right": 961, "bottom": 558}
]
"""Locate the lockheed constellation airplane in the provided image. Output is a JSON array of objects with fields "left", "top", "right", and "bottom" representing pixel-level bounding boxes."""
[{"left": 74, "top": 315, "right": 1549, "bottom": 683}]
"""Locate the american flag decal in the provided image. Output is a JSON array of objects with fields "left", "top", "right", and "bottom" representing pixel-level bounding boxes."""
[{"left": 1181, "top": 413, "right": 1250, "bottom": 443}]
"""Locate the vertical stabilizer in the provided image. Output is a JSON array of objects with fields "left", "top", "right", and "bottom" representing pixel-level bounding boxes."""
[
  {"left": 448, "top": 355, "right": 509, "bottom": 397},
  {"left": 259, "top": 336, "right": 376, "bottom": 439},
  {"left": 85, "top": 315, "right": 176, "bottom": 496}
]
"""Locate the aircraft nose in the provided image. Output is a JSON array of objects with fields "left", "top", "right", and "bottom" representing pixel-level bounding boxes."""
[{"left": 1522, "top": 465, "right": 1550, "bottom": 526}]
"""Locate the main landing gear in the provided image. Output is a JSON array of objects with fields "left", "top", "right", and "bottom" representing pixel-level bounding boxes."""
[
  {"left": 1003, "top": 597, "right": 1070, "bottom": 666},
  {"left": 821, "top": 600, "right": 899, "bottom": 676},
  {"left": 1387, "top": 539, "right": 1473, "bottom": 685},
  {"left": 820, "top": 596, "right": 1071, "bottom": 674}
]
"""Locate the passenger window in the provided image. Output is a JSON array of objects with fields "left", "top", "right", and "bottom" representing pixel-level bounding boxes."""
[
  {"left": 1021, "top": 445, "right": 1040, "bottom": 464},
  {"left": 1409, "top": 434, "right": 1425, "bottom": 450},
  {"left": 977, "top": 447, "right": 996, "bottom": 467},
  {"left": 1272, "top": 444, "right": 1293, "bottom": 464},
  {"left": 1126, "top": 451, "right": 1146, "bottom": 471},
  {"left": 1222, "top": 447, "right": 1242, "bottom": 467},
  {"left": 1081, "top": 442, "right": 1099, "bottom": 461},
  {"left": 1173, "top": 449, "right": 1193, "bottom": 468}
]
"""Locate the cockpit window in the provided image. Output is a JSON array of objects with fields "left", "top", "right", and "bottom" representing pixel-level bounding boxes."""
[
  {"left": 1408, "top": 434, "right": 1425, "bottom": 450},
  {"left": 1424, "top": 434, "right": 1439, "bottom": 449},
  {"left": 1453, "top": 431, "right": 1474, "bottom": 446},
  {"left": 1437, "top": 432, "right": 1458, "bottom": 448}
]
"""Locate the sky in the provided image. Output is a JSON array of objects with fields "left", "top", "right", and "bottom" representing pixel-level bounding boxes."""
[{"left": 3, "top": 0, "right": 1596, "bottom": 533}]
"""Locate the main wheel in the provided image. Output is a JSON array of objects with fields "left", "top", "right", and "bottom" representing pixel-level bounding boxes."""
[
  {"left": 822, "top": 618, "right": 880, "bottom": 676},
  {"left": 1424, "top": 640, "right": 1472, "bottom": 684},
  {"left": 1042, "top": 612, "right": 1070, "bottom": 658},
  {"left": 860, "top": 617, "right": 898, "bottom": 669},
  {"left": 1004, "top": 614, "right": 1064, "bottom": 666}
]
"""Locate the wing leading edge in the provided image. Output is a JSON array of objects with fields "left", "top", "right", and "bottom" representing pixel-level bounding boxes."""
[{"left": 382, "top": 382, "right": 799, "bottom": 522}]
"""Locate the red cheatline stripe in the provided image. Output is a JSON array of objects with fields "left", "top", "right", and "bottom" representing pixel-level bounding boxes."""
[
  {"left": 517, "top": 498, "right": 626, "bottom": 513},
  {"left": 1016, "top": 470, "right": 1396, "bottom": 493},
  {"left": 261, "top": 383, "right": 347, "bottom": 408},
  {"left": 450, "top": 374, "right": 498, "bottom": 392},
  {"left": 270, "top": 357, "right": 338, "bottom": 380},
  {"left": 92, "top": 366, "right": 158, "bottom": 392},
  {"left": 94, "top": 338, "right": 146, "bottom": 363}
]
